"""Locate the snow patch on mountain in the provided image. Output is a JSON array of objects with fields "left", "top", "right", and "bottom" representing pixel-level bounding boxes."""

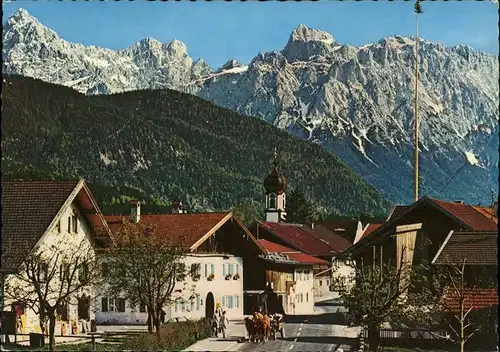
[{"left": 3, "top": 8, "right": 498, "bottom": 204}]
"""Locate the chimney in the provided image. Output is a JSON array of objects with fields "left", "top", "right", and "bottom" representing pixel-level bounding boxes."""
[
  {"left": 130, "top": 200, "right": 140, "bottom": 223},
  {"left": 454, "top": 200, "right": 465, "bottom": 204}
]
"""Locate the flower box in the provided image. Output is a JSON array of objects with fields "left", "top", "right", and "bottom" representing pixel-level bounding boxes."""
[
  {"left": 225, "top": 274, "right": 232, "bottom": 280},
  {"left": 233, "top": 274, "right": 240, "bottom": 280},
  {"left": 207, "top": 274, "right": 215, "bottom": 281}
]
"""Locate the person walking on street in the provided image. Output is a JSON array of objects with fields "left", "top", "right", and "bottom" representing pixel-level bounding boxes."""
[{"left": 219, "top": 310, "right": 229, "bottom": 339}]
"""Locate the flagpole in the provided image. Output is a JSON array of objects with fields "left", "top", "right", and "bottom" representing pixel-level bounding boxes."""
[{"left": 413, "top": 1, "right": 422, "bottom": 202}]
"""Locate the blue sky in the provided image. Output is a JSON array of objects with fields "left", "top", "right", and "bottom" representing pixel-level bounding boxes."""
[{"left": 3, "top": 0, "right": 498, "bottom": 68}]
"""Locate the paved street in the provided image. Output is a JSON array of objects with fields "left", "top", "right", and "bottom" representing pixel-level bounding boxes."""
[{"left": 239, "top": 300, "right": 361, "bottom": 352}]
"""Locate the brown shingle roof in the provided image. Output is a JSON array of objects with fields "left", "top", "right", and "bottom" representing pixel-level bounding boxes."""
[
  {"left": 258, "top": 239, "right": 329, "bottom": 265},
  {"left": 434, "top": 231, "right": 498, "bottom": 266},
  {"left": 104, "top": 213, "right": 231, "bottom": 249},
  {"left": 1, "top": 180, "right": 80, "bottom": 273},
  {"left": 387, "top": 205, "right": 410, "bottom": 222},
  {"left": 320, "top": 220, "right": 359, "bottom": 244},
  {"left": 361, "top": 223, "right": 382, "bottom": 241},
  {"left": 429, "top": 198, "right": 498, "bottom": 231}
]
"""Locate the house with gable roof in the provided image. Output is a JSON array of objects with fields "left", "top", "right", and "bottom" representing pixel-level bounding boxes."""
[
  {"left": 100, "top": 202, "right": 264, "bottom": 323},
  {"left": 341, "top": 197, "right": 498, "bottom": 282},
  {"left": 1, "top": 179, "right": 114, "bottom": 335}
]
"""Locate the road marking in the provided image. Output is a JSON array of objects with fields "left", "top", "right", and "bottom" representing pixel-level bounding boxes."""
[
  {"left": 304, "top": 319, "right": 308, "bottom": 323},
  {"left": 294, "top": 338, "right": 297, "bottom": 342},
  {"left": 289, "top": 344, "right": 294, "bottom": 350},
  {"left": 297, "top": 332, "right": 301, "bottom": 336},
  {"left": 298, "top": 327, "right": 302, "bottom": 332}
]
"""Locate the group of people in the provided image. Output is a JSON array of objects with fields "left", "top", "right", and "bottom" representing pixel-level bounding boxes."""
[{"left": 212, "top": 304, "right": 229, "bottom": 338}]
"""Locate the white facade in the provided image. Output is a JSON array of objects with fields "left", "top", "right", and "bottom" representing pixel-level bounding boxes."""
[
  {"left": 286, "top": 268, "right": 314, "bottom": 314},
  {"left": 95, "top": 254, "right": 244, "bottom": 324},
  {"left": 330, "top": 259, "right": 356, "bottom": 298},
  {"left": 3, "top": 201, "right": 96, "bottom": 336},
  {"left": 313, "top": 275, "right": 333, "bottom": 300}
]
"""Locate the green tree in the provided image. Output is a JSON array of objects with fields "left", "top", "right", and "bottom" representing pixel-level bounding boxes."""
[
  {"left": 232, "top": 198, "right": 262, "bottom": 226},
  {"left": 285, "top": 187, "right": 318, "bottom": 224}
]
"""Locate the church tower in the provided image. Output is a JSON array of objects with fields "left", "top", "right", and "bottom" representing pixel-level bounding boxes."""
[{"left": 264, "top": 147, "right": 287, "bottom": 222}]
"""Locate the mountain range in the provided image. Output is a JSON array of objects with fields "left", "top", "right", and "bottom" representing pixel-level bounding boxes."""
[
  {"left": 3, "top": 8, "right": 499, "bottom": 205},
  {"left": 2, "top": 75, "right": 391, "bottom": 217}
]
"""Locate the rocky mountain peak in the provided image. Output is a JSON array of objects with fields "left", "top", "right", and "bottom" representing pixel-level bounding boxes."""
[
  {"left": 220, "top": 59, "right": 241, "bottom": 71},
  {"left": 3, "top": 8, "right": 59, "bottom": 45},
  {"left": 165, "top": 39, "right": 188, "bottom": 56},
  {"left": 283, "top": 24, "right": 336, "bottom": 62}
]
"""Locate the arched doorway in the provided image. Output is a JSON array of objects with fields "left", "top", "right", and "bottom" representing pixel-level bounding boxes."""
[{"left": 205, "top": 292, "right": 214, "bottom": 319}]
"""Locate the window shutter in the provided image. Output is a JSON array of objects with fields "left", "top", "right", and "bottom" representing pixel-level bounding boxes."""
[
  {"left": 236, "top": 295, "right": 239, "bottom": 308},
  {"left": 211, "top": 264, "right": 214, "bottom": 275},
  {"left": 196, "top": 295, "right": 200, "bottom": 310},
  {"left": 118, "top": 298, "right": 126, "bottom": 312},
  {"left": 67, "top": 217, "right": 71, "bottom": 232},
  {"left": 140, "top": 303, "right": 146, "bottom": 313},
  {"left": 222, "top": 296, "right": 225, "bottom": 308},
  {"left": 101, "top": 297, "right": 108, "bottom": 312},
  {"left": 223, "top": 264, "right": 226, "bottom": 276},
  {"left": 204, "top": 264, "right": 208, "bottom": 277},
  {"left": 236, "top": 264, "right": 239, "bottom": 275}
]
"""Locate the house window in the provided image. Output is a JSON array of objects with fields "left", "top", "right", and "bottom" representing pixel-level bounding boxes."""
[
  {"left": 229, "top": 264, "right": 234, "bottom": 275},
  {"left": 117, "top": 298, "right": 126, "bottom": 312},
  {"left": 56, "top": 220, "right": 61, "bottom": 233},
  {"left": 59, "top": 264, "right": 70, "bottom": 281},
  {"left": 101, "top": 297, "right": 108, "bottom": 312},
  {"left": 182, "top": 301, "right": 186, "bottom": 312},
  {"left": 72, "top": 215, "right": 78, "bottom": 233},
  {"left": 174, "top": 301, "right": 178, "bottom": 313},
  {"left": 228, "top": 295, "right": 233, "bottom": 309},
  {"left": 196, "top": 295, "right": 200, "bottom": 311},
  {"left": 210, "top": 264, "right": 215, "bottom": 276},
  {"left": 190, "top": 263, "right": 201, "bottom": 280},
  {"left": 222, "top": 296, "right": 226, "bottom": 308},
  {"left": 319, "top": 280, "right": 323, "bottom": 286},
  {"left": 235, "top": 295, "right": 240, "bottom": 308},
  {"left": 190, "top": 300, "right": 195, "bottom": 312},
  {"left": 67, "top": 216, "right": 71, "bottom": 232},
  {"left": 306, "top": 293, "right": 309, "bottom": 302},
  {"left": 79, "top": 263, "right": 89, "bottom": 283},
  {"left": 223, "top": 264, "right": 226, "bottom": 277},
  {"left": 40, "top": 263, "right": 49, "bottom": 282},
  {"left": 109, "top": 298, "right": 116, "bottom": 311},
  {"left": 140, "top": 303, "right": 146, "bottom": 313},
  {"left": 102, "top": 262, "right": 109, "bottom": 277}
]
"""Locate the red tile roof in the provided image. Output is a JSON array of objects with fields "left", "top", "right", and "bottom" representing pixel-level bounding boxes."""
[
  {"left": 258, "top": 221, "right": 341, "bottom": 257},
  {"left": 361, "top": 223, "right": 382, "bottom": 241},
  {"left": 258, "top": 239, "right": 329, "bottom": 265},
  {"left": 104, "top": 213, "right": 230, "bottom": 249},
  {"left": 441, "top": 288, "right": 498, "bottom": 313},
  {"left": 472, "top": 206, "right": 498, "bottom": 224},
  {"left": 429, "top": 198, "right": 498, "bottom": 231},
  {"left": 434, "top": 231, "right": 498, "bottom": 266}
]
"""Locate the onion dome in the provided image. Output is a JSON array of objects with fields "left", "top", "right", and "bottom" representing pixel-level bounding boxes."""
[{"left": 264, "top": 148, "right": 287, "bottom": 195}]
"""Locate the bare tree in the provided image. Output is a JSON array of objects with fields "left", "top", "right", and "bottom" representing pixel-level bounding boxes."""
[
  {"left": 428, "top": 259, "right": 497, "bottom": 352},
  {"left": 333, "top": 244, "right": 434, "bottom": 351},
  {"left": 101, "top": 220, "right": 189, "bottom": 342},
  {"left": 3, "top": 238, "right": 102, "bottom": 351}
]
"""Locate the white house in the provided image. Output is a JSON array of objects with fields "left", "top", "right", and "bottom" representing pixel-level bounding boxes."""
[
  {"left": 97, "top": 206, "right": 264, "bottom": 324},
  {"left": 1, "top": 179, "right": 114, "bottom": 337}
]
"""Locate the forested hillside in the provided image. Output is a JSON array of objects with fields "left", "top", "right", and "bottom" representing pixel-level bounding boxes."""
[{"left": 2, "top": 75, "right": 391, "bottom": 216}]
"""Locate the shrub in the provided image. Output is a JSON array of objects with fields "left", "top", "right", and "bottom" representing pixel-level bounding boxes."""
[{"left": 123, "top": 318, "right": 211, "bottom": 351}]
